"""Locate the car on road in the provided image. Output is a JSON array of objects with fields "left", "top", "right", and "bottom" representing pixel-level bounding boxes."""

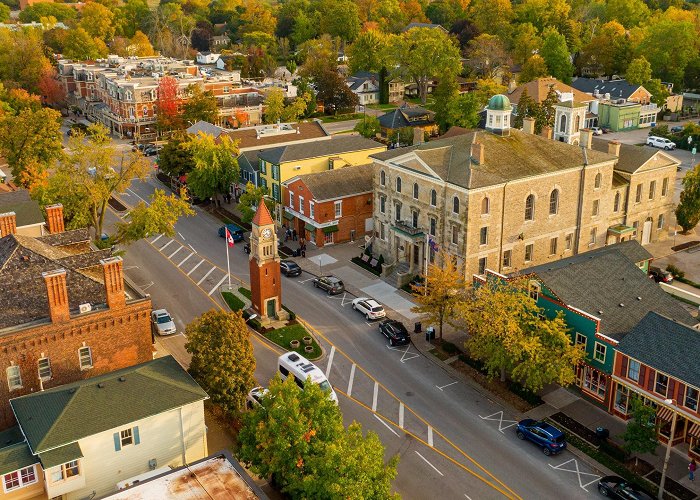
[
  {"left": 649, "top": 266, "right": 673, "bottom": 284},
  {"left": 312, "top": 275, "right": 345, "bottom": 295},
  {"left": 280, "top": 260, "right": 302, "bottom": 277},
  {"left": 246, "top": 386, "right": 269, "bottom": 409},
  {"left": 646, "top": 136, "right": 676, "bottom": 150},
  {"left": 352, "top": 297, "right": 386, "bottom": 320},
  {"left": 151, "top": 309, "right": 176, "bottom": 336},
  {"left": 670, "top": 125, "right": 685, "bottom": 134},
  {"left": 515, "top": 419, "right": 567, "bottom": 455},
  {"left": 597, "top": 476, "right": 653, "bottom": 499},
  {"left": 590, "top": 126, "right": 603, "bottom": 135},
  {"left": 143, "top": 144, "right": 162, "bottom": 156},
  {"left": 218, "top": 223, "right": 245, "bottom": 241},
  {"left": 378, "top": 319, "right": 410, "bottom": 346}
]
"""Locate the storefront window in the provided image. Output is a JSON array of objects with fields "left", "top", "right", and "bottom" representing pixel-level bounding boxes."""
[
  {"left": 615, "top": 385, "right": 630, "bottom": 414},
  {"left": 583, "top": 366, "right": 607, "bottom": 399}
]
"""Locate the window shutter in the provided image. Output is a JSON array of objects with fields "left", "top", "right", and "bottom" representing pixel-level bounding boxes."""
[
  {"left": 668, "top": 379, "right": 676, "bottom": 399},
  {"left": 646, "top": 369, "right": 655, "bottom": 391},
  {"left": 639, "top": 365, "right": 646, "bottom": 386},
  {"left": 133, "top": 426, "right": 140, "bottom": 445},
  {"left": 620, "top": 356, "right": 628, "bottom": 377},
  {"left": 113, "top": 432, "right": 121, "bottom": 451},
  {"left": 677, "top": 383, "right": 686, "bottom": 404}
]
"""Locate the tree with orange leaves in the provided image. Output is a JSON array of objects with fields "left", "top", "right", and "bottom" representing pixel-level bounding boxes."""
[
  {"left": 37, "top": 67, "right": 66, "bottom": 108},
  {"left": 155, "top": 75, "right": 183, "bottom": 131}
]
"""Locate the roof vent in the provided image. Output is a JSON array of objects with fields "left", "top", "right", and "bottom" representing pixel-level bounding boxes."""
[
  {"left": 118, "top": 376, "right": 126, "bottom": 382},
  {"left": 619, "top": 303, "right": 624, "bottom": 307},
  {"left": 598, "top": 310, "right": 603, "bottom": 315},
  {"left": 97, "top": 383, "right": 105, "bottom": 388},
  {"left": 69, "top": 388, "right": 76, "bottom": 393},
  {"left": 637, "top": 297, "right": 642, "bottom": 301},
  {"left": 288, "top": 353, "right": 300, "bottom": 362}
]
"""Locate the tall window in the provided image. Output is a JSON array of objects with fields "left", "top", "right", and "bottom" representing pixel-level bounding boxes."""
[
  {"left": 413, "top": 183, "right": 419, "bottom": 199},
  {"left": 549, "top": 189, "right": 559, "bottom": 215},
  {"left": 380, "top": 170, "right": 386, "bottom": 186},
  {"left": 6, "top": 366, "right": 21, "bottom": 390},
  {"left": 594, "top": 342, "right": 606, "bottom": 362},
  {"left": 334, "top": 201, "right": 342, "bottom": 218},
  {"left": 592, "top": 199, "right": 600, "bottom": 216},
  {"left": 565, "top": 233, "right": 573, "bottom": 250},
  {"left": 524, "top": 195, "right": 535, "bottom": 221},
  {"left": 78, "top": 347, "right": 93, "bottom": 370},
  {"left": 635, "top": 184, "right": 642, "bottom": 203},
  {"left": 309, "top": 201, "right": 315, "bottom": 218},
  {"left": 594, "top": 173, "right": 601, "bottom": 189},
  {"left": 289, "top": 191, "right": 294, "bottom": 210},
  {"left": 411, "top": 210, "right": 418, "bottom": 228},
  {"left": 575, "top": 332, "right": 587, "bottom": 349},
  {"left": 529, "top": 281, "right": 540, "bottom": 300},
  {"left": 452, "top": 225, "right": 458, "bottom": 244},
  {"left": 649, "top": 180, "right": 656, "bottom": 200},
  {"left": 657, "top": 214, "right": 665, "bottom": 230},
  {"left": 299, "top": 196, "right": 305, "bottom": 214},
  {"left": 549, "top": 237, "right": 558, "bottom": 255},
  {"left": 481, "top": 197, "right": 490, "bottom": 215},
  {"left": 395, "top": 176, "right": 402, "bottom": 193},
  {"left": 395, "top": 203, "right": 401, "bottom": 221},
  {"left": 559, "top": 114, "right": 567, "bottom": 133},
  {"left": 503, "top": 250, "right": 512, "bottom": 268},
  {"left": 38, "top": 357, "right": 51, "bottom": 382},
  {"left": 453, "top": 196, "right": 460, "bottom": 214},
  {"left": 613, "top": 192, "right": 620, "bottom": 212},
  {"left": 429, "top": 217, "right": 436, "bottom": 236},
  {"left": 662, "top": 177, "right": 669, "bottom": 196},
  {"left": 524, "top": 244, "right": 533, "bottom": 262},
  {"left": 590, "top": 227, "right": 597, "bottom": 245},
  {"left": 379, "top": 196, "right": 385, "bottom": 214},
  {"left": 479, "top": 227, "right": 488, "bottom": 245},
  {"left": 478, "top": 257, "right": 487, "bottom": 274},
  {"left": 628, "top": 359, "right": 640, "bottom": 382},
  {"left": 655, "top": 373, "right": 669, "bottom": 396},
  {"left": 430, "top": 189, "right": 437, "bottom": 207},
  {"left": 685, "top": 387, "right": 699, "bottom": 411}
]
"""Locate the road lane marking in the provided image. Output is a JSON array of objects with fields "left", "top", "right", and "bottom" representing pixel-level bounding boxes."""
[
  {"left": 160, "top": 240, "right": 174, "bottom": 251},
  {"left": 187, "top": 259, "right": 205, "bottom": 276},
  {"left": 465, "top": 495, "right": 473, "bottom": 500},
  {"left": 151, "top": 234, "right": 163, "bottom": 244},
  {"left": 209, "top": 275, "right": 228, "bottom": 296},
  {"left": 178, "top": 232, "right": 185, "bottom": 240},
  {"left": 168, "top": 246, "right": 183, "bottom": 259},
  {"left": 140, "top": 281, "right": 154, "bottom": 291},
  {"left": 479, "top": 411, "right": 518, "bottom": 433},
  {"left": 189, "top": 244, "right": 197, "bottom": 253},
  {"left": 196, "top": 267, "right": 216, "bottom": 286},
  {"left": 374, "top": 414, "right": 399, "bottom": 437},
  {"left": 399, "top": 403, "right": 404, "bottom": 429},
  {"left": 437, "top": 381, "right": 458, "bottom": 391},
  {"left": 372, "top": 382, "right": 378, "bottom": 412},
  {"left": 387, "top": 343, "right": 420, "bottom": 362},
  {"left": 177, "top": 253, "right": 193, "bottom": 267},
  {"left": 126, "top": 187, "right": 149, "bottom": 204},
  {"left": 347, "top": 363, "right": 356, "bottom": 397},
  {"left": 415, "top": 451, "right": 444, "bottom": 476},
  {"left": 548, "top": 459, "right": 600, "bottom": 491},
  {"left": 325, "top": 345, "right": 335, "bottom": 379},
  {"left": 428, "top": 426, "right": 433, "bottom": 447}
]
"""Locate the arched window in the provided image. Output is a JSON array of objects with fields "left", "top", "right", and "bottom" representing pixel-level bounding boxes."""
[
  {"left": 594, "top": 173, "right": 602, "bottom": 189},
  {"left": 453, "top": 196, "right": 460, "bottom": 214},
  {"left": 614, "top": 191, "right": 621, "bottom": 212},
  {"left": 481, "top": 197, "right": 490, "bottom": 215},
  {"left": 559, "top": 114, "right": 567, "bottom": 133},
  {"left": 430, "top": 189, "right": 437, "bottom": 207},
  {"left": 395, "top": 176, "right": 402, "bottom": 193},
  {"left": 525, "top": 194, "right": 535, "bottom": 221},
  {"left": 413, "top": 183, "right": 419, "bottom": 199},
  {"left": 574, "top": 118, "right": 580, "bottom": 132},
  {"left": 549, "top": 189, "right": 559, "bottom": 215},
  {"left": 380, "top": 170, "right": 385, "bottom": 186}
]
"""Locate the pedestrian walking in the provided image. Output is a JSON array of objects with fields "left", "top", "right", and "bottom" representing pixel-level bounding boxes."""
[
  {"left": 292, "top": 228, "right": 297, "bottom": 241},
  {"left": 690, "top": 459, "right": 697, "bottom": 481}
]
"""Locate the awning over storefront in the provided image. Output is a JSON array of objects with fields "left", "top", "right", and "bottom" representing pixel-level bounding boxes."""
[
  {"left": 304, "top": 223, "right": 315, "bottom": 232},
  {"left": 608, "top": 224, "right": 635, "bottom": 235},
  {"left": 322, "top": 225, "right": 338, "bottom": 234},
  {"left": 657, "top": 406, "right": 675, "bottom": 422},
  {"left": 283, "top": 211, "right": 293, "bottom": 221},
  {"left": 689, "top": 423, "right": 700, "bottom": 438}
]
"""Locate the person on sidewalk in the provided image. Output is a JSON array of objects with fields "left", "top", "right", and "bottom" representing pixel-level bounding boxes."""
[
  {"left": 690, "top": 459, "right": 697, "bottom": 481},
  {"left": 292, "top": 229, "right": 297, "bottom": 241}
]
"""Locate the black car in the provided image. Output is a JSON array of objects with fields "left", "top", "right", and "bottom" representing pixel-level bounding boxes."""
[
  {"left": 649, "top": 266, "right": 673, "bottom": 284},
  {"left": 280, "top": 260, "right": 302, "bottom": 277},
  {"left": 143, "top": 145, "right": 162, "bottom": 156},
  {"left": 378, "top": 319, "right": 410, "bottom": 346},
  {"left": 312, "top": 275, "right": 345, "bottom": 295},
  {"left": 598, "top": 476, "right": 653, "bottom": 499}
]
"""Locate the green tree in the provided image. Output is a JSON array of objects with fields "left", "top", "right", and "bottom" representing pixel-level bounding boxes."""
[
  {"left": 411, "top": 259, "right": 465, "bottom": 341},
  {"left": 263, "top": 87, "right": 285, "bottom": 124},
  {"left": 282, "top": 92, "right": 312, "bottom": 122},
  {"left": 635, "top": 16, "right": 696, "bottom": 86},
  {"left": 347, "top": 29, "right": 389, "bottom": 74},
  {"left": 79, "top": 1, "right": 115, "bottom": 41},
  {"left": 605, "top": 0, "right": 650, "bottom": 28},
  {"left": 514, "top": 0, "right": 570, "bottom": 33},
  {"left": 238, "top": 182, "right": 275, "bottom": 223},
  {"left": 469, "top": 0, "right": 513, "bottom": 38},
  {"left": 676, "top": 164, "right": 700, "bottom": 234},
  {"left": 319, "top": 0, "right": 361, "bottom": 42},
  {"left": 63, "top": 28, "right": 108, "bottom": 61},
  {"left": 157, "top": 133, "right": 195, "bottom": 177},
  {"left": 510, "top": 23, "right": 541, "bottom": 66},
  {"left": 626, "top": 56, "right": 652, "bottom": 86},
  {"left": 447, "top": 93, "right": 481, "bottom": 129},
  {"left": 114, "top": 0, "right": 150, "bottom": 37},
  {"left": 182, "top": 85, "right": 218, "bottom": 125},
  {"left": 290, "top": 10, "right": 319, "bottom": 48},
  {"left": 578, "top": 21, "right": 630, "bottom": 77},
  {"left": 185, "top": 310, "right": 256, "bottom": 414},
  {"left": 512, "top": 87, "right": 536, "bottom": 129},
  {"left": 519, "top": 55, "right": 549, "bottom": 84},
  {"left": 621, "top": 396, "right": 658, "bottom": 466},
  {"left": 19, "top": 2, "right": 76, "bottom": 22},
  {"left": 113, "top": 189, "right": 194, "bottom": 244},
  {"left": 185, "top": 133, "right": 239, "bottom": 203},
  {"left": 0, "top": 28, "right": 53, "bottom": 94},
  {"left": 540, "top": 28, "right": 573, "bottom": 84},
  {"left": 432, "top": 76, "right": 459, "bottom": 133},
  {"left": 353, "top": 114, "right": 381, "bottom": 138},
  {"left": 0, "top": 4, "right": 10, "bottom": 22}
]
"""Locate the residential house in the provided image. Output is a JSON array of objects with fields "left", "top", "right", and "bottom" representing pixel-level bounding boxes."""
[
  {"left": 0, "top": 356, "right": 208, "bottom": 500},
  {"left": 210, "top": 34, "right": 231, "bottom": 48},
  {"left": 347, "top": 72, "right": 381, "bottom": 106},
  {"left": 613, "top": 312, "right": 700, "bottom": 459},
  {"left": 185, "top": 120, "right": 226, "bottom": 139},
  {"left": 370, "top": 95, "right": 678, "bottom": 283},
  {"left": 0, "top": 220, "right": 153, "bottom": 431},
  {"left": 282, "top": 164, "right": 374, "bottom": 247},
  {"left": 378, "top": 104, "right": 439, "bottom": 141},
  {"left": 0, "top": 192, "right": 61, "bottom": 237},
  {"left": 195, "top": 52, "right": 220, "bottom": 65},
  {"left": 403, "top": 22, "right": 448, "bottom": 33}
]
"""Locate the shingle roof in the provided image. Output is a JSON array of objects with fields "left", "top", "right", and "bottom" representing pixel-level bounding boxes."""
[
  {"left": 507, "top": 77, "right": 593, "bottom": 105},
  {"left": 378, "top": 106, "right": 435, "bottom": 130},
  {"left": 617, "top": 312, "right": 700, "bottom": 388},
  {"left": 252, "top": 200, "right": 274, "bottom": 226},
  {"left": 257, "top": 136, "right": 385, "bottom": 165},
  {"left": 221, "top": 121, "right": 330, "bottom": 151},
  {"left": 591, "top": 138, "right": 678, "bottom": 174},
  {"left": 0, "top": 427, "right": 38, "bottom": 476},
  {"left": 0, "top": 190, "right": 45, "bottom": 227},
  {"left": 186, "top": 120, "right": 224, "bottom": 138},
  {"left": 570, "top": 78, "right": 643, "bottom": 100},
  {"left": 522, "top": 245, "right": 695, "bottom": 340},
  {"left": 294, "top": 164, "right": 373, "bottom": 201},
  {"left": 11, "top": 356, "right": 208, "bottom": 454},
  {"left": 403, "top": 22, "right": 448, "bottom": 32}
]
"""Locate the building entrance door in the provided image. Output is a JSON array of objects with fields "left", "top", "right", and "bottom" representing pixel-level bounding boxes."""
[
  {"left": 642, "top": 218, "right": 652, "bottom": 245},
  {"left": 266, "top": 298, "right": 276, "bottom": 318}
]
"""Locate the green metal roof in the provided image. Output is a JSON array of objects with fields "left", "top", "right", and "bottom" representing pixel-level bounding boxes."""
[
  {"left": 487, "top": 94, "right": 512, "bottom": 111},
  {"left": 11, "top": 356, "right": 208, "bottom": 454},
  {"left": 0, "top": 427, "right": 38, "bottom": 476},
  {"left": 39, "top": 442, "right": 83, "bottom": 469},
  {"left": 0, "top": 190, "right": 45, "bottom": 227},
  {"left": 304, "top": 223, "right": 315, "bottom": 232}
]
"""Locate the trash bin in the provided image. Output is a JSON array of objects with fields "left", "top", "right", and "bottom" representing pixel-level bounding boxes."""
[
  {"left": 425, "top": 327, "right": 435, "bottom": 341},
  {"left": 595, "top": 427, "right": 609, "bottom": 440},
  {"left": 415, "top": 322, "right": 422, "bottom": 333}
]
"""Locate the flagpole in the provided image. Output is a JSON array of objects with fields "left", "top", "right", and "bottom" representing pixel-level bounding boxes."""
[
  {"left": 226, "top": 229, "right": 231, "bottom": 289},
  {"left": 424, "top": 233, "right": 429, "bottom": 296}
]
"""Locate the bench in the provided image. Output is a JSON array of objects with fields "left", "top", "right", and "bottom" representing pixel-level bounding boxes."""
[
  {"left": 369, "top": 258, "right": 379, "bottom": 267},
  {"left": 360, "top": 254, "right": 370, "bottom": 263}
]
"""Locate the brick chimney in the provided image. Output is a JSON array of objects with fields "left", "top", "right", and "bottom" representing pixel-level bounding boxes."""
[
  {"left": 522, "top": 117, "right": 535, "bottom": 135},
  {"left": 0, "top": 212, "right": 17, "bottom": 237},
  {"left": 540, "top": 126, "right": 553, "bottom": 140},
  {"left": 101, "top": 256, "right": 125, "bottom": 309},
  {"left": 43, "top": 269, "right": 70, "bottom": 323},
  {"left": 580, "top": 129, "right": 593, "bottom": 149},
  {"left": 45, "top": 204, "right": 65, "bottom": 234},
  {"left": 608, "top": 140, "right": 621, "bottom": 157},
  {"left": 470, "top": 141, "right": 484, "bottom": 165}
]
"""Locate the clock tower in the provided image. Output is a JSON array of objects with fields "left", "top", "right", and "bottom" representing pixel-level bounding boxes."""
[{"left": 249, "top": 202, "right": 287, "bottom": 324}]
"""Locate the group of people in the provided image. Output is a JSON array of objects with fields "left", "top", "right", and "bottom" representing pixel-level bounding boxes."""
[{"left": 282, "top": 224, "right": 307, "bottom": 257}]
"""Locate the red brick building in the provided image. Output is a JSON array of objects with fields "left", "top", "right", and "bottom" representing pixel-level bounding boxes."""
[
  {"left": 282, "top": 164, "right": 374, "bottom": 247},
  {"left": 0, "top": 211, "right": 152, "bottom": 430},
  {"left": 248, "top": 202, "right": 285, "bottom": 324}
]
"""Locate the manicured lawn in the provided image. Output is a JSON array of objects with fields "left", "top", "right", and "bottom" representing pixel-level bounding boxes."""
[
  {"left": 366, "top": 103, "right": 397, "bottom": 111},
  {"left": 264, "top": 323, "right": 321, "bottom": 359},
  {"left": 239, "top": 287, "right": 251, "bottom": 299},
  {"left": 319, "top": 113, "right": 364, "bottom": 123},
  {"left": 222, "top": 291, "right": 245, "bottom": 311}
]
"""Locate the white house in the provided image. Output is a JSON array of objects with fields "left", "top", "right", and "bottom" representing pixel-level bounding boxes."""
[
  {"left": 196, "top": 51, "right": 220, "bottom": 65},
  {"left": 1, "top": 356, "right": 208, "bottom": 500},
  {"left": 346, "top": 72, "right": 380, "bottom": 105}
]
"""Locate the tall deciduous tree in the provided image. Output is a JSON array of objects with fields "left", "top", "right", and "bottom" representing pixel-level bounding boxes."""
[
  {"left": 238, "top": 182, "right": 275, "bottom": 223},
  {"left": 263, "top": 87, "right": 285, "bottom": 123},
  {"left": 635, "top": 15, "right": 696, "bottom": 87},
  {"left": 676, "top": 164, "right": 700, "bottom": 234},
  {"left": 347, "top": 29, "right": 389, "bottom": 74},
  {"left": 411, "top": 259, "right": 465, "bottom": 341},
  {"left": 512, "top": 88, "right": 536, "bottom": 129},
  {"left": 510, "top": 23, "right": 541, "bottom": 66},
  {"left": 156, "top": 76, "right": 183, "bottom": 131},
  {"left": 625, "top": 56, "right": 652, "bottom": 86},
  {"left": 0, "top": 28, "right": 53, "bottom": 94},
  {"left": 540, "top": 28, "right": 573, "bottom": 84},
  {"left": 113, "top": 189, "right": 194, "bottom": 244},
  {"left": 314, "top": 68, "right": 358, "bottom": 113},
  {"left": 469, "top": 0, "right": 513, "bottom": 38},
  {"left": 185, "top": 133, "right": 240, "bottom": 203},
  {"left": 130, "top": 31, "right": 155, "bottom": 57},
  {"left": 319, "top": 0, "right": 361, "bottom": 42},
  {"left": 182, "top": 85, "right": 218, "bottom": 125},
  {"left": 621, "top": 396, "right": 658, "bottom": 466},
  {"left": 79, "top": 1, "right": 115, "bottom": 41},
  {"left": 519, "top": 55, "right": 549, "bottom": 84},
  {"left": 466, "top": 34, "right": 511, "bottom": 80},
  {"left": 185, "top": 310, "right": 256, "bottom": 414},
  {"left": 353, "top": 114, "right": 380, "bottom": 138},
  {"left": 63, "top": 27, "right": 108, "bottom": 61},
  {"left": 158, "top": 133, "right": 196, "bottom": 177}
]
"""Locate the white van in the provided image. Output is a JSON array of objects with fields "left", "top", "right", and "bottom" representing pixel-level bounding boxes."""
[{"left": 278, "top": 352, "right": 338, "bottom": 403}]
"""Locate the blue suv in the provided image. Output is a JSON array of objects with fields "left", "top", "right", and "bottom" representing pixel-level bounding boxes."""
[{"left": 515, "top": 419, "right": 567, "bottom": 456}]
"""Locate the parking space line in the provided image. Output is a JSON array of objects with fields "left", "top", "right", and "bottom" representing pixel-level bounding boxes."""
[
  {"left": 299, "top": 277, "right": 315, "bottom": 283},
  {"left": 160, "top": 240, "right": 174, "bottom": 252},
  {"left": 177, "top": 253, "right": 194, "bottom": 267},
  {"left": 347, "top": 363, "right": 356, "bottom": 397},
  {"left": 479, "top": 411, "right": 518, "bottom": 433},
  {"left": 196, "top": 267, "right": 216, "bottom": 285},
  {"left": 151, "top": 234, "right": 163, "bottom": 244},
  {"left": 178, "top": 232, "right": 185, "bottom": 240},
  {"left": 325, "top": 345, "right": 335, "bottom": 379},
  {"left": 372, "top": 381, "right": 378, "bottom": 411},
  {"left": 208, "top": 275, "right": 228, "bottom": 296},
  {"left": 437, "top": 381, "right": 458, "bottom": 391},
  {"left": 428, "top": 426, "right": 433, "bottom": 447},
  {"left": 374, "top": 414, "right": 400, "bottom": 437},
  {"left": 168, "top": 246, "right": 183, "bottom": 259},
  {"left": 399, "top": 403, "right": 404, "bottom": 429},
  {"left": 388, "top": 343, "right": 420, "bottom": 362},
  {"left": 187, "top": 259, "right": 204, "bottom": 276},
  {"left": 415, "top": 451, "right": 444, "bottom": 477},
  {"left": 189, "top": 244, "right": 197, "bottom": 254},
  {"left": 548, "top": 459, "right": 601, "bottom": 491}
]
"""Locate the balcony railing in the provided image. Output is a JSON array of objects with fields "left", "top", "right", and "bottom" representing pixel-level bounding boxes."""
[{"left": 393, "top": 220, "right": 424, "bottom": 236}]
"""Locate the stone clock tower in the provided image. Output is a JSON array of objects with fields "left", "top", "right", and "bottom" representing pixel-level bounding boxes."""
[{"left": 249, "top": 202, "right": 287, "bottom": 324}]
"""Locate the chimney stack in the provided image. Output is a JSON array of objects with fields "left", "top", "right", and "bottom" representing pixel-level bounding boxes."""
[
  {"left": 0, "top": 212, "right": 17, "bottom": 237},
  {"left": 580, "top": 129, "right": 593, "bottom": 149},
  {"left": 43, "top": 269, "right": 70, "bottom": 323},
  {"left": 470, "top": 141, "right": 484, "bottom": 165},
  {"left": 608, "top": 140, "right": 621, "bottom": 157},
  {"left": 522, "top": 117, "right": 535, "bottom": 135},
  {"left": 101, "top": 256, "right": 125, "bottom": 309},
  {"left": 540, "top": 126, "right": 553, "bottom": 140},
  {"left": 45, "top": 204, "right": 65, "bottom": 234}
]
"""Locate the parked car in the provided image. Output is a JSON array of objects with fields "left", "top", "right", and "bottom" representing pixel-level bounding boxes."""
[
  {"left": 515, "top": 419, "right": 567, "bottom": 455},
  {"left": 67, "top": 123, "right": 90, "bottom": 136},
  {"left": 597, "top": 476, "right": 653, "bottom": 499},
  {"left": 132, "top": 143, "right": 151, "bottom": 152},
  {"left": 590, "top": 126, "right": 603, "bottom": 135},
  {"left": 280, "top": 260, "right": 302, "bottom": 277},
  {"left": 312, "top": 275, "right": 345, "bottom": 295},
  {"left": 646, "top": 136, "right": 676, "bottom": 150},
  {"left": 351, "top": 297, "right": 386, "bottom": 320},
  {"left": 246, "top": 386, "right": 269, "bottom": 409},
  {"left": 151, "top": 309, "right": 176, "bottom": 336},
  {"left": 649, "top": 266, "right": 673, "bottom": 284},
  {"left": 378, "top": 319, "right": 410, "bottom": 346},
  {"left": 218, "top": 224, "right": 245, "bottom": 241},
  {"left": 670, "top": 125, "right": 685, "bottom": 133}
]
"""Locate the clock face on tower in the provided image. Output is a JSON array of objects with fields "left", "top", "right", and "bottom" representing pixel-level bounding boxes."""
[{"left": 261, "top": 228, "right": 272, "bottom": 239}]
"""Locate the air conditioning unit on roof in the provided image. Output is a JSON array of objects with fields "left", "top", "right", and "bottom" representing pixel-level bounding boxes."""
[{"left": 79, "top": 303, "right": 92, "bottom": 314}]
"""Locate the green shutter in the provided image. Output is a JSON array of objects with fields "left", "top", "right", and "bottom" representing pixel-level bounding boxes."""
[
  {"left": 113, "top": 432, "right": 121, "bottom": 451},
  {"left": 133, "top": 426, "right": 140, "bottom": 445}
]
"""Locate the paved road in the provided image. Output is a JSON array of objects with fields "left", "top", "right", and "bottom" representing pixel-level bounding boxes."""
[{"left": 109, "top": 174, "right": 608, "bottom": 499}]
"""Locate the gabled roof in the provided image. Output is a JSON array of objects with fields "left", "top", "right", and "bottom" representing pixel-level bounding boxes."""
[
  {"left": 591, "top": 138, "right": 679, "bottom": 174},
  {"left": 617, "top": 312, "right": 700, "bottom": 388},
  {"left": 346, "top": 72, "right": 379, "bottom": 91},
  {"left": 570, "top": 78, "right": 645, "bottom": 100},
  {"left": 522, "top": 243, "right": 695, "bottom": 340},
  {"left": 403, "top": 22, "right": 448, "bottom": 33},
  {"left": 186, "top": 120, "right": 224, "bottom": 138},
  {"left": 290, "top": 164, "right": 374, "bottom": 202},
  {"left": 378, "top": 105, "right": 435, "bottom": 130},
  {"left": 508, "top": 77, "right": 593, "bottom": 105},
  {"left": 11, "top": 356, "right": 208, "bottom": 454},
  {"left": 0, "top": 427, "right": 38, "bottom": 476},
  {"left": 252, "top": 200, "right": 274, "bottom": 226},
  {"left": 257, "top": 136, "right": 385, "bottom": 165},
  {"left": 0, "top": 190, "right": 45, "bottom": 227},
  {"left": 221, "top": 121, "right": 330, "bottom": 151}
]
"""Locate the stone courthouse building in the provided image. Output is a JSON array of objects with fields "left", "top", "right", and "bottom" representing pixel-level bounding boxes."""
[{"left": 371, "top": 94, "right": 678, "bottom": 282}]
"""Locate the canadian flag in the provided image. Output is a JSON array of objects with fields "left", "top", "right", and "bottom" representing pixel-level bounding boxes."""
[{"left": 225, "top": 228, "right": 235, "bottom": 248}]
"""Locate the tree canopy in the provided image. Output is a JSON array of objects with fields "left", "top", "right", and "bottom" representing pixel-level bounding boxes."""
[{"left": 676, "top": 163, "right": 700, "bottom": 234}]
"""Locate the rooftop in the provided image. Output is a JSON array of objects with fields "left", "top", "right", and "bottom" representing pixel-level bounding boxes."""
[
  {"left": 507, "top": 77, "right": 593, "bottom": 105},
  {"left": 257, "top": 136, "right": 385, "bottom": 165},
  {"left": 378, "top": 105, "right": 435, "bottom": 130},
  {"left": 0, "top": 189, "right": 45, "bottom": 227},
  {"left": 289, "top": 164, "right": 374, "bottom": 202},
  {"left": 570, "top": 77, "right": 643, "bottom": 100},
  {"left": 221, "top": 121, "right": 330, "bottom": 151},
  {"left": 591, "top": 137, "right": 678, "bottom": 174}
]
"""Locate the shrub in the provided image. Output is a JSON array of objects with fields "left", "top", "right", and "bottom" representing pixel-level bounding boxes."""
[
  {"left": 507, "top": 380, "right": 544, "bottom": 406},
  {"left": 666, "top": 264, "right": 685, "bottom": 279},
  {"left": 441, "top": 341, "right": 460, "bottom": 355}
]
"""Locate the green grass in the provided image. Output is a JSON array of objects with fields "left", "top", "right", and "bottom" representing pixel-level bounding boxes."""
[
  {"left": 264, "top": 323, "right": 321, "bottom": 359},
  {"left": 319, "top": 113, "right": 364, "bottom": 123},
  {"left": 366, "top": 103, "right": 397, "bottom": 111},
  {"left": 222, "top": 291, "right": 245, "bottom": 311},
  {"left": 239, "top": 287, "right": 251, "bottom": 299}
]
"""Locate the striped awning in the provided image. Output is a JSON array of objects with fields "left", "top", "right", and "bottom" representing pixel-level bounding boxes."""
[
  {"left": 657, "top": 406, "right": 674, "bottom": 422},
  {"left": 689, "top": 423, "right": 700, "bottom": 438}
]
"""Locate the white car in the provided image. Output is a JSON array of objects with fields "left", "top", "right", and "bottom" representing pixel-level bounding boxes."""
[
  {"left": 151, "top": 309, "right": 176, "bottom": 336},
  {"left": 590, "top": 127, "right": 603, "bottom": 135},
  {"left": 246, "top": 386, "right": 269, "bottom": 409},
  {"left": 646, "top": 136, "right": 676, "bottom": 150},
  {"left": 351, "top": 297, "right": 386, "bottom": 320}
]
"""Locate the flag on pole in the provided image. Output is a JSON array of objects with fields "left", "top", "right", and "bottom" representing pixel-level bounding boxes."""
[
  {"left": 429, "top": 237, "right": 439, "bottom": 253},
  {"left": 225, "top": 228, "right": 235, "bottom": 248}
]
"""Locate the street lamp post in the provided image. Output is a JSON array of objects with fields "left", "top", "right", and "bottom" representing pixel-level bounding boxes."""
[{"left": 658, "top": 398, "right": 678, "bottom": 500}]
